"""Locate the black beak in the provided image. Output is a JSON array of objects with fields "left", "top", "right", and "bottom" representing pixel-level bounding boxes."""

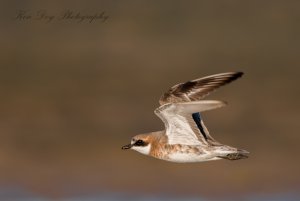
[{"left": 122, "top": 144, "right": 132, "bottom": 150}]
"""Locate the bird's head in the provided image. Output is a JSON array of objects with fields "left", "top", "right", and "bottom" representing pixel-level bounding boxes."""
[{"left": 122, "top": 134, "right": 151, "bottom": 155}]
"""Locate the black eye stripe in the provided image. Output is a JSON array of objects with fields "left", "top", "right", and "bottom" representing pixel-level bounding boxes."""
[{"left": 134, "top": 140, "right": 146, "bottom": 146}]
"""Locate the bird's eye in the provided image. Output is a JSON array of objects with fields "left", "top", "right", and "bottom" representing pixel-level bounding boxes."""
[{"left": 135, "top": 140, "right": 144, "bottom": 146}]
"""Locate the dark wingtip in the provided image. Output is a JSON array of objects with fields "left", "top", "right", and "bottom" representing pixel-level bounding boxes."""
[
  {"left": 235, "top": 71, "right": 244, "bottom": 78},
  {"left": 229, "top": 71, "right": 244, "bottom": 82}
]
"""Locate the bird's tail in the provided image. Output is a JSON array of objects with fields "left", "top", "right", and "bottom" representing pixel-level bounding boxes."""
[{"left": 218, "top": 148, "right": 249, "bottom": 160}]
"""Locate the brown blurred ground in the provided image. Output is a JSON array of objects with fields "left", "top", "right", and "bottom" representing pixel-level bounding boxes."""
[{"left": 0, "top": 0, "right": 300, "bottom": 199}]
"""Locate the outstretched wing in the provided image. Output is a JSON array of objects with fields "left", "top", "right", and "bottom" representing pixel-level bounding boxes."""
[
  {"left": 159, "top": 72, "right": 243, "bottom": 105},
  {"left": 154, "top": 100, "right": 226, "bottom": 145}
]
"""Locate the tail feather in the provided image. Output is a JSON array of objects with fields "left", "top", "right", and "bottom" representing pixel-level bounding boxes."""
[{"left": 219, "top": 149, "right": 249, "bottom": 160}]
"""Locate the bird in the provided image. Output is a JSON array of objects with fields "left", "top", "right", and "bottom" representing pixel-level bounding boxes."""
[{"left": 122, "top": 72, "right": 249, "bottom": 163}]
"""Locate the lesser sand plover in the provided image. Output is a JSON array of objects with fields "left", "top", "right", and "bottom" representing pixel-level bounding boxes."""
[{"left": 122, "top": 72, "right": 249, "bottom": 163}]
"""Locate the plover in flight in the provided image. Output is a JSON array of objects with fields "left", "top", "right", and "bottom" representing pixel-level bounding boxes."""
[{"left": 122, "top": 72, "right": 249, "bottom": 163}]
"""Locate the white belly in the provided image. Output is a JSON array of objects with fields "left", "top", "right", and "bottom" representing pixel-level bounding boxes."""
[{"left": 166, "top": 152, "right": 221, "bottom": 163}]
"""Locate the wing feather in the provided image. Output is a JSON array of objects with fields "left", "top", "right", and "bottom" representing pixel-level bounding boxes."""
[
  {"left": 155, "top": 100, "right": 226, "bottom": 145},
  {"left": 159, "top": 72, "right": 243, "bottom": 105}
]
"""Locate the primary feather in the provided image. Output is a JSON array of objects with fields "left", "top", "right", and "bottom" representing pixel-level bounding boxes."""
[{"left": 159, "top": 72, "right": 243, "bottom": 105}]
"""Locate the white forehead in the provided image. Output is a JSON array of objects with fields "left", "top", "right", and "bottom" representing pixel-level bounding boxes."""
[{"left": 131, "top": 144, "right": 151, "bottom": 155}]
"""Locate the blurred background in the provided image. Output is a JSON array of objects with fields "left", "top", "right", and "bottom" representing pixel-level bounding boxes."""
[{"left": 0, "top": 0, "right": 300, "bottom": 200}]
